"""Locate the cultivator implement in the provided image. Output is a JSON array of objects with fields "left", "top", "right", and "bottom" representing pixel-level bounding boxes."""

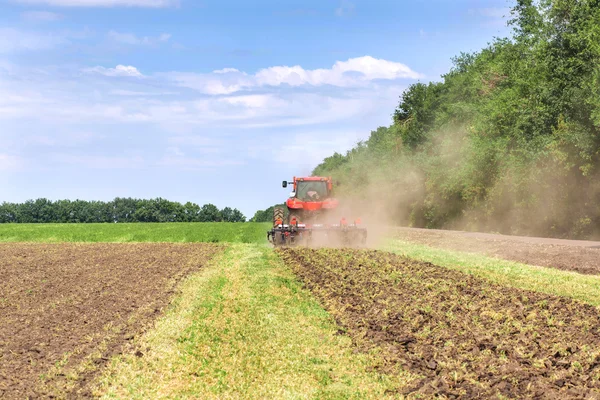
[{"left": 268, "top": 219, "right": 367, "bottom": 248}]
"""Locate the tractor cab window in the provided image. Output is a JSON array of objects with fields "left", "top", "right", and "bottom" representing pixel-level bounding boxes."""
[{"left": 296, "top": 181, "right": 328, "bottom": 201}]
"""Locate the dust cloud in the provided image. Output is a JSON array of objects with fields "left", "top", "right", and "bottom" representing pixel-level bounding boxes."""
[{"left": 322, "top": 126, "right": 600, "bottom": 242}]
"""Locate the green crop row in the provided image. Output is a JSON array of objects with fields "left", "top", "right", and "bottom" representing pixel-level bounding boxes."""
[{"left": 0, "top": 222, "right": 271, "bottom": 244}]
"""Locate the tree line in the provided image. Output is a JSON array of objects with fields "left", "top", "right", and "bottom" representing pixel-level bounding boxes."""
[
  {"left": 0, "top": 198, "right": 246, "bottom": 223},
  {"left": 313, "top": 0, "right": 600, "bottom": 239}
]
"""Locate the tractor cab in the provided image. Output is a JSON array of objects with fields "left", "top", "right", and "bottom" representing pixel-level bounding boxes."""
[
  {"left": 282, "top": 176, "right": 339, "bottom": 220},
  {"left": 283, "top": 177, "right": 332, "bottom": 201}
]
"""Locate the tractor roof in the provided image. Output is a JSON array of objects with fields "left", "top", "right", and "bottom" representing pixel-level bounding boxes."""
[{"left": 296, "top": 176, "right": 330, "bottom": 181}]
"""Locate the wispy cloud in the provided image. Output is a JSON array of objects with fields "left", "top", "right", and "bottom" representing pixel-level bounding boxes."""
[
  {"left": 335, "top": 0, "right": 354, "bottom": 17},
  {"left": 272, "top": 131, "right": 363, "bottom": 167},
  {"left": 167, "top": 136, "right": 223, "bottom": 147},
  {"left": 273, "top": 9, "right": 318, "bottom": 17},
  {"left": 0, "top": 28, "right": 66, "bottom": 53},
  {"left": 108, "top": 30, "right": 171, "bottom": 45},
  {"left": 0, "top": 154, "right": 23, "bottom": 171},
  {"left": 84, "top": 64, "right": 143, "bottom": 77},
  {"left": 13, "top": 0, "right": 178, "bottom": 7},
  {"left": 213, "top": 68, "right": 240, "bottom": 74},
  {"left": 24, "top": 132, "right": 104, "bottom": 147},
  {"left": 109, "top": 89, "right": 178, "bottom": 96},
  {"left": 21, "top": 10, "right": 63, "bottom": 21},
  {"left": 50, "top": 153, "right": 145, "bottom": 169},
  {"left": 0, "top": 69, "right": 405, "bottom": 127},
  {"left": 0, "top": 58, "right": 412, "bottom": 175},
  {"left": 159, "top": 146, "right": 243, "bottom": 170}
]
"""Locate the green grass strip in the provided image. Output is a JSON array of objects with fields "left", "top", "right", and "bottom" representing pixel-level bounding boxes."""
[
  {"left": 0, "top": 223, "right": 270, "bottom": 244},
  {"left": 95, "top": 244, "right": 410, "bottom": 399},
  {"left": 383, "top": 239, "right": 600, "bottom": 306}
]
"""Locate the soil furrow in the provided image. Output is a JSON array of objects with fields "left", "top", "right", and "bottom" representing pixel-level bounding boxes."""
[
  {"left": 394, "top": 228, "right": 600, "bottom": 275},
  {"left": 279, "top": 247, "right": 600, "bottom": 399},
  {"left": 0, "top": 243, "right": 223, "bottom": 399}
]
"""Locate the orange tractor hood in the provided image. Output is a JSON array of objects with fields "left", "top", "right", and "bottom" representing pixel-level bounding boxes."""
[{"left": 286, "top": 198, "right": 339, "bottom": 211}]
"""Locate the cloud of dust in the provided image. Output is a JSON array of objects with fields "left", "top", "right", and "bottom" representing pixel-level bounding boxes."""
[{"left": 320, "top": 126, "right": 600, "bottom": 242}]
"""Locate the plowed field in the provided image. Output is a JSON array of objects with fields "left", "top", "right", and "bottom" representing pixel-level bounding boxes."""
[
  {"left": 278, "top": 248, "right": 600, "bottom": 398},
  {"left": 0, "top": 243, "right": 222, "bottom": 399},
  {"left": 394, "top": 227, "right": 600, "bottom": 275}
]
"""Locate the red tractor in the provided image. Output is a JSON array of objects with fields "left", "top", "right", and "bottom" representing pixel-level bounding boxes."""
[{"left": 267, "top": 176, "right": 367, "bottom": 247}]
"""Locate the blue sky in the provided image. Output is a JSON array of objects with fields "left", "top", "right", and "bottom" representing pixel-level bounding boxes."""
[{"left": 0, "top": 0, "right": 512, "bottom": 218}]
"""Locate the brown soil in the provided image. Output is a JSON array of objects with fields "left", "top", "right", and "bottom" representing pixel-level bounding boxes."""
[
  {"left": 279, "top": 247, "right": 600, "bottom": 399},
  {"left": 0, "top": 243, "right": 222, "bottom": 399},
  {"left": 393, "top": 228, "right": 600, "bottom": 275}
]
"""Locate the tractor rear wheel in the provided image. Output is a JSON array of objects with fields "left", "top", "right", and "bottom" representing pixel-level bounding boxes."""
[{"left": 273, "top": 207, "right": 285, "bottom": 227}]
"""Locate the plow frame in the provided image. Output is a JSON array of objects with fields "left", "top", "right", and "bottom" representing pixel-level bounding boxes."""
[{"left": 267, "top": 223, "right": 367, "bottom": 247}]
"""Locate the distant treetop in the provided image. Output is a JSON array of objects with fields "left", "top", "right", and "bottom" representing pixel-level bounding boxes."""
[{"left": 0, "top": 198, "right": 246, "bottom": 223}]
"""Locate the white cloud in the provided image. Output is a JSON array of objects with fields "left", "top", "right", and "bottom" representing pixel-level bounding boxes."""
[
  {"left": 0, "top": 28, "right": 66, "bottom": 53},
  {"left": 0, "top": 63, "right": 407, "bottom": 129},
  {"left": 110, "top": 89, "right": 178, "bottom": 96},
  {"left": 0, "top": 154, "right": 22, "bottom": 171},
  {"left": 24, "top": 132, "right": 104, "bottom": 146},
  {"left": 166, "top": 70, "right": 252, "bottom": 95},
  {"left": 159, "top": 147, "right": 243, "bottom": 170},
  {"left": 21, "top": 11, "right": 63, "bottom": 21},
  {"left": 213, "top": 68, "right": 240, "bottom": 74},
  {"left": 85, "top": 64, "right": 143, "bottom": 77},
  {"left": 246, "top": 129, "right": 364, "bottom": 167},
  {"left": 158, "top": 33, "right": 171, "bottom": 41},
  {"left": 24, "top": 135, "right": 57, "bottom": 146},
  {"left": 167, "top": 136, "right": 223, "bottom": 147},
  {"left": 286, "top": 131, "right": 363, "bottom": 163},
  {"left": 165, "top": 146, "right": 184, "bottom": 157},
  {"left": 108, "top": 30, "right": 171, "bottom": 45},
  {"left": 219, "top": 94, "right": 278, "bottom": 108},
  {"left": 167, "top": 56, "right": 421, "bottom": 94},
  {"left": 50, "top": 154, "right": 144, "bottom": 169},
  {"left": 14, "top": 0, "right": 178, "bottom": 7},
  {"left": 108, "top": 31, "right": 141, "bottom": 45},
  {"left": 0, "top": 61, "right": 409, "bottom": 176},
  {"left": 254, "top": 56, "right": 422, "bottom": 86}
]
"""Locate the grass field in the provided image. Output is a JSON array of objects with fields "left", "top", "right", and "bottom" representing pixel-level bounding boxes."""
[{"left": 0, "top": 222, "right": 270, "bottom": 244}]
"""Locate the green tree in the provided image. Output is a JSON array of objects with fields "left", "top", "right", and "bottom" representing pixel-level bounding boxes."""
[{"left": 199, "top": 204, "right": 222, "bottom": 222}]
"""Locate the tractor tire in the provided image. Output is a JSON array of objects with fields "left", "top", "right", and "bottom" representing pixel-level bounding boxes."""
[{"left": 273, "top": 207, "right": 285, "bottom": 227}]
